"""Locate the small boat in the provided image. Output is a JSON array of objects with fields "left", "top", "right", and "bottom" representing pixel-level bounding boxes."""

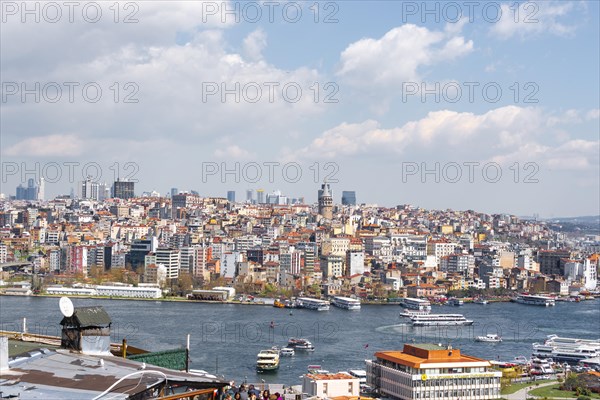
[
  {"left": 447, "top": 297, "right": 464, "bottom": 306},
  {"left": 257, "top": 349, "right": 280, "bottom": 372},
  {"left": 473, "top": 298, "right": 488, "bottom": 305},
  {"left": 280, "top": 347, "right": 295, "bottom": 356},
  {"left": 288, "top": 338, "right": 315, "bottom": 351},
  {"left": 475, "top": 334, "right": 502, "bottom": 342},
  {"left": 273, "top": 300, "right": 285, "bottom": 308}
]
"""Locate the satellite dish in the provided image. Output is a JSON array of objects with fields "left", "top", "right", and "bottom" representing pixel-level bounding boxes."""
[{"left": 59, "top": 297, "right": 74, "bottom": 317}]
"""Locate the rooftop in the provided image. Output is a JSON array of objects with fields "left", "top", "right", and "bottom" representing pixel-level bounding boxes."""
[{"left": 374, "top": 344, "right": 491, "bottom": 369}]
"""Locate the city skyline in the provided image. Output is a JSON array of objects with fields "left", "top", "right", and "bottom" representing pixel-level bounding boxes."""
[{"left": 1, "top": 1, "right": 598, "bottom": 218}]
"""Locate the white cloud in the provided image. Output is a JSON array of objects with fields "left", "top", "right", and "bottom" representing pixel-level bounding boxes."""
[
  {"left": 336, "top": 24, "right": 473, "bottom": 88},
  {"left": 586, "top": 109, "right": 600, "bottom": 120},
  {"left": 490, "top": 2, "right": 577, "bottom": 39},
  {"left": 289, "top": 106, "right": 598, "bottom": 173},
  {"left": 214, "top": 145, "right": 255, "bottom": 159},
  {"left": 243, "top": 29, "right": 267, "bottom": 61},
  {"left": 4, "top": 134, "right": 84, "bottom": 157}
]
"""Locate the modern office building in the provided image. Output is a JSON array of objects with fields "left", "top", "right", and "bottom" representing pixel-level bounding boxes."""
[
  {"left": 227, "top": 190, "right": 236, "bottom": 203},
  {"left": 112, "top": 179, "right": 135, "bottom": 200},
  {"left": 80, "top": 177, "right": 99, "bottom": 200},
  {"left": 366, "top": 343, "right": 502, "bottom": 400},
  {"left": 256, "top": 189, "right": 265, "bottom": 204},
  {"left": 155, "top": 247, "right": 180, "bottom": 280},
  {"left": 341, "top": 191, "right": 356, "bottom": 205},
  {"left": 16, "top": 179, "right": 38, "bottom": 201},
  {"left": 246, "top": 189, "right": 254, "bottom": 203}
]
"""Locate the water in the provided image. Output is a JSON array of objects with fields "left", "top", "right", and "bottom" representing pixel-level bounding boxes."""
[{"left": 1, "top": 296, "right": 598, "bottom": 385}]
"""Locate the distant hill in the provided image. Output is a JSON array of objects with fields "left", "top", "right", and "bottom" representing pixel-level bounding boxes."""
[
  {"left": 544, "top": 215, "right": 600, "bottom": 224},
  {"left": 542, "top": 215, "right": 600, "bottom": 234}
]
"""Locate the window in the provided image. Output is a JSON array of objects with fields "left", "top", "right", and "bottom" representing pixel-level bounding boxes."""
[{"left": 348, "top": 382, "right": 353, "bottom": 394}]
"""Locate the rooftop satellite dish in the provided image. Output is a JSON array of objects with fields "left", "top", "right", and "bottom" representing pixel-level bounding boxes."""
[{"left": 59, "top": 297, "right": 74, "bottom": 317}]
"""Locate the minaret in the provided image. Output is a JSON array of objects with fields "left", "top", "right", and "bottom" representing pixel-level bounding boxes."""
[{"left": 318, "top": 181, "right": 333, "bottom": 220}]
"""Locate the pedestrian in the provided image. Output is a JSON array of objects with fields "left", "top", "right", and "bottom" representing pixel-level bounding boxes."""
[
  {"left": 249, "top": 384, "right": 260, "bottom": 397},
  {"left": 239, "top": 385, "right": 249, "bottom": 400},
  {"left": 262, "top": 389, "right": 270, "bottom": 400}
]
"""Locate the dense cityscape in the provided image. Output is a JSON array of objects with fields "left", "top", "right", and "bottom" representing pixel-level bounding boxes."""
[
  {"left": 1, "top": 177, "right": 599, "bottom": 400},
  {"left": 2, "top": 0, "right": 599, "bottom": 398},
  {"left": 1, "top": 178, "right": 598, "bottom": 300}
]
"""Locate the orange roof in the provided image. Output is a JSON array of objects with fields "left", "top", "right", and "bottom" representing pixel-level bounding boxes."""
[
  {"left": 307, "top": 373, "right": 354, "bottom": 380},
  {"left": 375, "top": 344, "right": 490, "bottom": 368}
]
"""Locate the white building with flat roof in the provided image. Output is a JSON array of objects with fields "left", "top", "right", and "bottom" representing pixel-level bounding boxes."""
[
  {"left": 302, "top": 372, "right": 359, "bottom": 398},
  {"left": 367, "top": 344, "right": 501, "bottom": 400}
]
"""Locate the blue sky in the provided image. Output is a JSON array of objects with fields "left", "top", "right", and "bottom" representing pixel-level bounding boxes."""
[{"left": 1, "top": 0, "right": 598, "bottom": 217}]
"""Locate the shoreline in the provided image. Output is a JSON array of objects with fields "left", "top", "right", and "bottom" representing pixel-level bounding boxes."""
[{"left": 0, "top": 292, "right": 519, "bottom": 306}]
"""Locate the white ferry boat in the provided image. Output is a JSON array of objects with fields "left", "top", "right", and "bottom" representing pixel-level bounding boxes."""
[
  {"left": 331, "top": 296, "right": 361, "bottom": 310},
  {"left": 400, "top": 297, "right": 432, "bottom": 312},
  {"left": 532, "top": 335, "right": 600, "bottom": 364},
  {"left": 256, "top": 349, "right": 280, "bottom": 372},
  {"left": 513, "top": 294, "right": 556, "bottom": 306},
  {"left": 288, "top": 338, "right": 315, "bottom": 351},
  {"left": 475, "top": 334, "right": 502, "bottom": 342},
  {"left": 297, "top": 297, "right": 330, "bottom": 311},
  {"left": 399, "top": 310, "right": 431, "bottom": 318},
  {"left": 410, "top": 314, "right": 473, "bottom": 326}
]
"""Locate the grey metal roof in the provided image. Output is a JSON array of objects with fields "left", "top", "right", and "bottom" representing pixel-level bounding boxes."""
[
  {"left": 2, "top": 348, "right": 226, "bottom": 399},
  {"left": 60, "top": 306, "right": 112, "bottom": 327}
]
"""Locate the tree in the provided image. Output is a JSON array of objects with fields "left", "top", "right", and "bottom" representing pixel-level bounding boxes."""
[{"left": 175, "top": 272, "right": 194, "bottom": 297}]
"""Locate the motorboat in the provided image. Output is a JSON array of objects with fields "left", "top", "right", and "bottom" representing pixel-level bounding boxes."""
[
  {"left": 475, "top": 334, "right": 502, "bottom": 342},
  {"left": 280, "top": 347, "right": 295, "bottom": 356},
  {"left": 288, "top": 338, "right": 315, "bottom": 351}
]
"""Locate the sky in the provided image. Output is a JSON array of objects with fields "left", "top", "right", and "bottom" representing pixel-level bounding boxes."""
[{"left": 1, "top": 0, "right": 599, "bottom": 218}]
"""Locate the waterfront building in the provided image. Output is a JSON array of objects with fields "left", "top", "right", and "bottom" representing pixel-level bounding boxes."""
[
  {"left": 538, "top": 249, "right": 571, "bottom": 276},
  {"left": 155, "top": 247, "right": 180, "bottom": 280},
  {"left": 366, "top": 344, "right": 502, "bottom": 400},
  {"left": 96, "top": 285, "right": 162, "bottom": 299}
]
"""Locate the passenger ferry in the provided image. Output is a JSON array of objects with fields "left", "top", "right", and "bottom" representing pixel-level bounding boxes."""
[
  {"left": 513, "top": 294, "right": 556, "bottom": 306},
  {"left": 532, "top": 335, "right": 600, "bottom": 364},
  {"left": 297, "top": 297, "right": 330, "bottom": 311},
  {"left": 400, "top": 297, "right": 432, "bottom": 312},
  {"left": 288, "top": 338, "right": 315, "bottom": 351},
  {"left": 399, "top": 310, "right": 431, "bottom": 318},
  {"left": 410, "top": 313, "right": 473, "bottom": 326},
  {"left": 256, "top": 349, "right": 280, "bottom": 372},
  {"left": 331, "top": 296, "right": 361, "bottom": 310}
]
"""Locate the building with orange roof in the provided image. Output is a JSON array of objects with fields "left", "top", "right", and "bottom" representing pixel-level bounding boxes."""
[
  {"left": 302, "top": 372, "right": 360, "bottom": 398},
  {"left": 366, "top": 343, "right": 501, "bottom": 400}
]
